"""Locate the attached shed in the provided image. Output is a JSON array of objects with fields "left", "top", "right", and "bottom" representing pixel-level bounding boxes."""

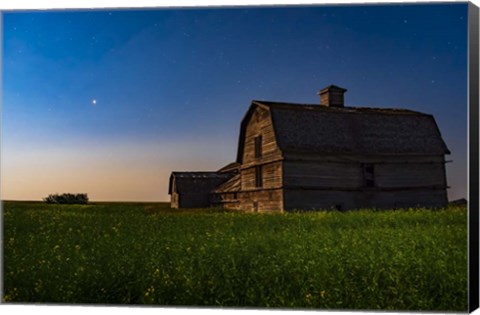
[
  {"left": 211, "top": 173, "right": 242, "bottom": 209},
  {"left": 168, "top": 172, "right": 234, "bottom": 208}
]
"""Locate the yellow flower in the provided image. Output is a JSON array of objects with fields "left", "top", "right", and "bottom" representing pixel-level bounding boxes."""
[{"left": 144, "top": 286, "right": 155, "bottom": 298}]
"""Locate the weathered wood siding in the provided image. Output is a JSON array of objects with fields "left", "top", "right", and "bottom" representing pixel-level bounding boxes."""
[
  {"left": 282, "top": 153, "right": 448, "bottom": 210},
  {"left": 171, "top": 192, "right": 179, "bottom": 208},
  {"left": 215, "top": 189, "right": 283, "bottom": 211},
  {"left": 283, "top": 161, "right": 362, "bottom": 188},
  {"left": 241, "top": 161, "right": 282, "bottom": 190},
  {"left": 214, "top": 190, "right": 283, "bottom": 212},
  {"left": 283, "top": 152, "right": 445, "bottom": 164},
  {"left": 375, "top": 163, "right": 445, "bottom": 188},
  {"left": 237, "top": 105, "right": 283, "bottom": 211},
  {"left": 238, "top": 189, "right": 283, "bottom": 212},
  {"left": 283, "top": 189, "right": 447, "bottom": 211},
  {"left": 211, "top": 192, "right": 242, "bottom": 210},
  {"left": 242, "top": 106, "right": 282, "bottom": 168},
  {"left": 283, "top": 159, "right": 446, "bottom": 189}
]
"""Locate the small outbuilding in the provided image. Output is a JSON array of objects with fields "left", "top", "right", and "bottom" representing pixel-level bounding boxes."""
[{"left": 168, "top": 168, "right": 238, "bottom": 209}]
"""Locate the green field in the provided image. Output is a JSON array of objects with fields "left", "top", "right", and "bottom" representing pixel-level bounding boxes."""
[{"left": 2, "top": 201, "right": 468, "bottom": 311}]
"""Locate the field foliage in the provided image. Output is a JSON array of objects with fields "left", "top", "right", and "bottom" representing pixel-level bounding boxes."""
[{"left": 2, "top": 201, "right": 468, "bottom": 311}]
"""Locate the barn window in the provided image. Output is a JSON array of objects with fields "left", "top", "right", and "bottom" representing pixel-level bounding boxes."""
[
  {"left": 255, "top": 165, "right": 263, "bottom": 188},
  {"left": 254, "top": 135, "right": 262, "bottom": 158},
  {"left": 363, "top": 164, "right": 375, "bottom": 187}
]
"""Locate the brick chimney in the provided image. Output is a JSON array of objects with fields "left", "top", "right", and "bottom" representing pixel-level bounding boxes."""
[{"left": 318, "top": 85, "right": 347, "bottom": 107}]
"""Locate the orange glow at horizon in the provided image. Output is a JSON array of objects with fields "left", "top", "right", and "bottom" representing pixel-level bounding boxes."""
[{"left": 1, "top": 139, "right": 235, "bottom": 202}]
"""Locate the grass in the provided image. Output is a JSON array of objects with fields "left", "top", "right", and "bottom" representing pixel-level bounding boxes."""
[{"left": 2, "top": 201, "right": 468, "bottom": 311}]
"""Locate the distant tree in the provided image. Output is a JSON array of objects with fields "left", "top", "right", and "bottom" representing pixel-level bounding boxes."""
[{"left": 44, "top": 193, "right": 89, "bottom": 204}]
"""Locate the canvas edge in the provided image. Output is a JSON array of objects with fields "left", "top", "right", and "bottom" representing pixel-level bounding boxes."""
[{"left": 468, "top": 1, "right": 480, "bottom": 313}]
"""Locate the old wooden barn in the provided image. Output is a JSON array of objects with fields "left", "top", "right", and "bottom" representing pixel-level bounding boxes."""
[{"left": 169, "top": 85, "right": 450, "bottom": 211}]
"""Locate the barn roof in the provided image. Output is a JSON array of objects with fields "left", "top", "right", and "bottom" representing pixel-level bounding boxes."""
[
  {"left": 236, "top": 101, "right": 450, "bottom": 163},
  {"left": 217, "top": 162, "right": 241, "bottom": 173},
  {"left": 168, "top": 172, "right": 234, "bottom": 194}
]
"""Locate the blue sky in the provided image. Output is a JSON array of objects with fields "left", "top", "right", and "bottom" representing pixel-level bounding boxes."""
[{"left": 2, "top": 3, "right": 468, "bottom": 201}]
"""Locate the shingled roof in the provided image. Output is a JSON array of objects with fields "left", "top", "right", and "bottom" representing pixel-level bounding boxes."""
[
  {"left": 168, "top": 172, "right": 234, "bottom": 194},
  {"left": 236, "top": 101, "right": 450, "bottom": 162}
]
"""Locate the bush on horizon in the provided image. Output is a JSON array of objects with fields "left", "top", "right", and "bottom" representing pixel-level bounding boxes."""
[{"left": 43, "top": 193, "right": 89, "bottom": 204}]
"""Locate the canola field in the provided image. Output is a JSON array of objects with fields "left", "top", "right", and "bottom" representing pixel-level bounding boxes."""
[{"left": 2, "top": 201, "right": 468, "bottom": 311}]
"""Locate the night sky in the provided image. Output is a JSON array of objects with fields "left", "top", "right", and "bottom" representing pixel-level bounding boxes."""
[{"left": 2, "top": 3, "right": 468, "bottom": 201}]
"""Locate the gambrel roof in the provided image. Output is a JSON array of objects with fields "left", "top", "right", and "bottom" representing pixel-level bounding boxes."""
[{"left": 236, "top": 101, "right": 450, "bottom": 163}]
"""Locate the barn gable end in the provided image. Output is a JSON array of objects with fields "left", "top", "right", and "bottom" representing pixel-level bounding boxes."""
[{"left": 232, "top": 103, "right": 284, "bottom": 211}]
